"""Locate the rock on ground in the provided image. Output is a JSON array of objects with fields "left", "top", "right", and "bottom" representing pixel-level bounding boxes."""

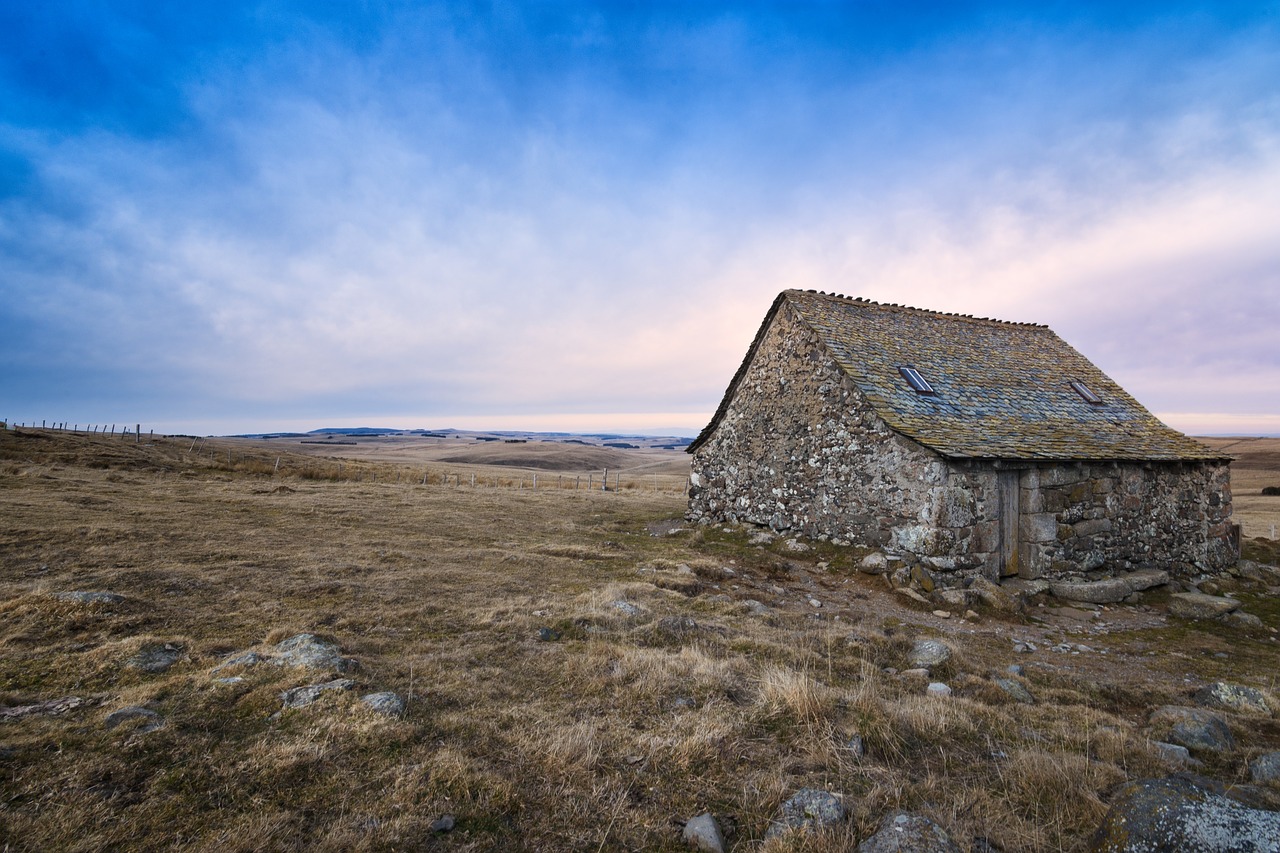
[
  {"left": 909, "top": 639, "right": 952, "bottom": 668},
  {"left": 126, "top": 643, "right": 183, "bottom": 674},
  {"left": 1050, "top": 577, "right": 1136, "bottom": 605},
  {"left": 1194, "top": 682, "right": 1272, "bottom": 715},
  {"left": 1149, "top": 706, "right": 1236, "bottom": 754},
  {"left": 993, "top": 677, "right": 1035, "bottom": 704},
  {"left": 280, "top": 678, "right": 355, "bottom": 709},
  {"left": 764, "top": 788, "right": 845, "bottom": 839},
  {"left": 857, "top": 812, "right": 962, "bottom": 852},
  {"left": 926, "top": 682, "right": 952, "bottom": 698},
  {"left": 53, "top": 591, "right": 124, "bottom": 605},
  {"left": 272, "top": 634, "right": 357, "bottom": 672},
  {"left": 1090, "top": 776, "right": 1280, "bottom": 852},
  {"left": 1251, "top": 752, "right": 1280, "bottom": 785},
  {"left": 103, "top": 706, "right": 163, "bottom": 732},
  {"left": 682, "top": 812, "right": 725, "bottom": 853},
  {"left": 1167, "top": 593, "right": 1240, "bottom": 620},
  {"left": 210, "top": 651, "right": 265, "bottom": 675},
  {"left": 360, "top": 692, "right": 405, "bottom": 716}
]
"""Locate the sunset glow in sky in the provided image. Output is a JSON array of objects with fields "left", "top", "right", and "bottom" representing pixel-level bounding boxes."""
[{"left": 2, "top": 3, "right": 1278, "bottom": 436}]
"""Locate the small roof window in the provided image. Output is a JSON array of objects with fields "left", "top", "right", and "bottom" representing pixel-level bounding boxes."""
[
  {"left": 899, "top": 366, "right": 936, "bottom": 395},
  {"left": 1070, "top": 380, "right": 1103, "bottom": 405}
]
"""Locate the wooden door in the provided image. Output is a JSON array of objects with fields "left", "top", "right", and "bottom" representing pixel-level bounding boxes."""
[{"left": 998, "top": 470, "right": 1020, "bottom": 577}]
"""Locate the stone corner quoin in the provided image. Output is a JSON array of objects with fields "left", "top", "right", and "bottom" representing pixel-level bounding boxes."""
[{"left": 685, "top": 291, "right": 1236, "bottom": 588}]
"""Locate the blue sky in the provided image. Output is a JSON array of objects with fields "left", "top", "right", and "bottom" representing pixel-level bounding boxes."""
[{"left": 2, "top": 2, "right": 1278, "bottom": 436}]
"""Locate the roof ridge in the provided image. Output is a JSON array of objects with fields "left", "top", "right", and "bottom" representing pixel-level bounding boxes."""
[{"left": 786, "top": 288, "right": 1048, "bottom": 329}]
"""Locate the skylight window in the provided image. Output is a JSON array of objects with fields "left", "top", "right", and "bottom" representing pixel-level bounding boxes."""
[
  {"left": 1070, "top": 380, "right": 1103, "bottom": 405},
  {"left": 899, "top": 366, "right": 935, "bottom": 395}
]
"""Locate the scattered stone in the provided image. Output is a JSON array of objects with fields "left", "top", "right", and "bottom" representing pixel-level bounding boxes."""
[
  {"left": 1167, "top": 593, "right": 1240, "bottom": 620},
  {"left": 360, "top": 692, "right": 405, "bottom": 716},
  {"left": 1006, "top": 664, "right": 1025, "bottom": 677},
  {"left": 857, "top": 811, "right": 961, "bottom": 852},
  {"left": 682, "top": 812, "right": 726, "bottom": 853},
  {"left": 896, "top": 587, "right": 931, "bottom": 605},
  {"left": 430, "top": 815, "right": 455, "bottom": 833},
  {"left": 748, "top": 530, "right": 776, "bottom": 545},
  {"left": 1127, "top": 568, "right": 1170, "bottom": 591},
  {"left": 1152, "top": 742, "right": 1195, "bottom": 766},
  {"left": 0, "top": 696, "right": 84, "bottom": 719},
  {"left": 656, "top": 616, "right": 703, "bottom": 639},
  {"left": 764, "top": 788, "right": 845, "bottom": 839},
  {"left": 931, "top": 609, "right": 951, "bottom": 619},
  {"left": 1013, "top": 641, "right": 1037, "bottom": 654},
  {"left": 126, "top": 643, "right": 183, "bottom": 674},
  {"left": 1149, "top": 706, "right": 1236, "bottom": 753},
  {"left": 1225, "top": 611, "right": 1265, "bottom": 629},
  {"left": 211, "top": 651, "right": 265, "bottom": 674},
  {"left": 743, "top": 599, "right": 770, "bottom": 616},
  {"left": 52, "top": 591, "right": 124, "bottom": 605},
  {"left": 909, "top": 639, "right": 952, "bottom": 668},
  {"left": 272, "top": 634, "right": 356, "bottom": 672},
  {"left": 927, "top": 682, "right": 952, "bottom": 698},
  {"left": 934, "top": 588, "right": 972, "bottom": 609},
  {"left": 611, "top": 600, "right": 643, "bottom": 617},
  {"left": 536, "top": 627, "right": 561, "bottom": 641},
  {"left": 1249, "top": 752, "right": 1280, "bottom": 784},
  {"left": 859, "top": 552, "right": 889, "bottom": 574},
  {"left": 845, "top": 733, "right": 866, "bottom": 757},
  {"left": 1194, "top": 682, "right": 1272, "bottom": 715},
  {"left": 781, "top": 538, "right": 811, "bottom": 553},
  {"left": 970, "top": 577, "right": 1021, "bottom": 612},
  {"left": 1090, "top": 776, "right": 1280, "bottom": 852},
  {"left": 279, "top": 678, "right": 355, "bottom": 709},
  {"left": 213, "top": 677, "right": 244, "bottom": 685},
  {"left": 1050, "top": 577, "right": 1135, "bottom": 604},
  {"left": 103, "top": 706, "right": 163, "bottom": 732},
  {"left": 808, "top": 598, "right": 822, "bottom": 608},
  {"left": 993, "top": 678, "right": 1034, "bottom": 704},
  {"left": 964, "top": 609, "right": 980, "bottom": 621}
]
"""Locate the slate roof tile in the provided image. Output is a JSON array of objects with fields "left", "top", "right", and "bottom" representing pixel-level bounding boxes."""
[{"left": 690, "top": 290, "right": 1224, "bottom": 461}]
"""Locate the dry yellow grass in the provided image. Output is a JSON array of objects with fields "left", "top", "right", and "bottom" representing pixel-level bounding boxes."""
[{"left": 1, "top": 428, "right": 1278, "bottom": 851}]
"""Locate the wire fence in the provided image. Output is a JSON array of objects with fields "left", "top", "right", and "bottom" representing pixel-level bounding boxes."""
[{"left": 1, "top": 422, "right": 691, "bottom": 496}]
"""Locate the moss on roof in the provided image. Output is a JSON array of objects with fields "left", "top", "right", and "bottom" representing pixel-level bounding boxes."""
[{"left": 690, "top": 289, "right": 1225, "bottom": 461}]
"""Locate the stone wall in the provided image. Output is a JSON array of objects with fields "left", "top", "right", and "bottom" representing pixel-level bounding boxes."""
[
  {"left": 1009, "top": 460, "right": 1235, "bottom": 578},
  {"left": 688, "top": 301, "right": 1237, "bottom": 583}
]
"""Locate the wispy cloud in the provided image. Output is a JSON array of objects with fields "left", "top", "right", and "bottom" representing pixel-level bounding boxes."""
[{"left": 2, "top": 3, "right": 1277, "bottom": 434}]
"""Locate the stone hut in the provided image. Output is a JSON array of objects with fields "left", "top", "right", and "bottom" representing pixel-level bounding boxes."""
[{"left": 686, "top": 289, "right": 1236, "bottom": 583}]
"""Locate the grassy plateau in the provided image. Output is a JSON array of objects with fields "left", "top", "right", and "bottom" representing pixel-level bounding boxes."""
[{"left": 1, "top": 429, "right": 1278, "bottom": 851}]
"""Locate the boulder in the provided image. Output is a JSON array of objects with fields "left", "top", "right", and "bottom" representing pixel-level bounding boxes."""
[
  {"left": 1167, "top": 593, "right": 1240, "bottom": 620},
  {"left": 926, "top": 682, "right": 952, "bottom": 698},
  {"left": 1149, "top": 706, "right": 1236, "bottom": 753},
  {"left": 909, "top": 639, "right": 952, "bottom": 669},
  {"left": 859, "top": 552, "right": 889, "bottom": 574},
  {"left": 1194, "top": 682, "right": 1272, "bottom": 715},
  {"left": 970, "top": 577, "right": 1021, "bottom": 612},
  {"left": 210, "top": 651, "right": 265, "bottom": 674},
  {"left": 858, "top": 812, "right": 961, "bottom": 852},
  {"left": 272, "top": 634, "right": 357, "bottom": 672},
  {"left": 1126, "top": 569, "right": 1170, "bottom": 591},
  {"left": 1090, "top": 776, "right": 1280, "bottom": 852},
  {"left": 764, "top": 788, "right": 845, "bottom": 839},
  {"left": 682, "top": 813, "right": 725, "bottom": 853}
]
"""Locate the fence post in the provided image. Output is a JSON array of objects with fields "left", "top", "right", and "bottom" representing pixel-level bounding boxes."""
[
  {"left": 136, "top": 424, "right": 141, "bottom": 444},
  {"left": 602, "top": 468, "right": 608, "bottom": 491}
]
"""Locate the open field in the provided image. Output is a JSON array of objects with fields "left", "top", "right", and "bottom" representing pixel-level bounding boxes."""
[
  {"left": 2, "top": 429, "right": 1279, "bottom": 851},
  {"left": 1197, "top": 436, "right": 1280, "bottom": 539}
]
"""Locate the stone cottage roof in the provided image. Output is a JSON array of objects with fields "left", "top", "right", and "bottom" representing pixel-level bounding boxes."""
[{"left": 690, "top": 289, "right": 1225, "bottom": 461}]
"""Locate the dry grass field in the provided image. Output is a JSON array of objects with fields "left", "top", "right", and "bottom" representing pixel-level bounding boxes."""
[{"left": 1, "top": 429, "right": 1278, "bottom": 851}]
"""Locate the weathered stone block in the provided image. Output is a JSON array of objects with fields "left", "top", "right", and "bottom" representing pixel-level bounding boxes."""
[{"left": 1021, "top": 513, "right": 1058, "bottom": 543}]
